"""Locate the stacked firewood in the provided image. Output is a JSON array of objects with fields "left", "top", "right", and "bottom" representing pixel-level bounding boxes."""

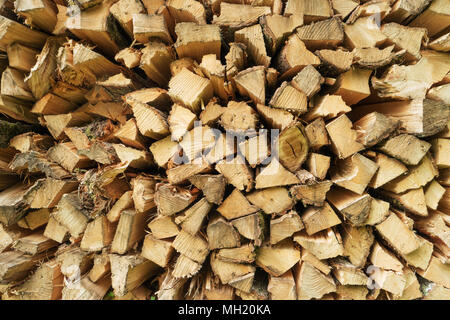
[{"left": 0, "top": 0, "right": 449, "bottom": 300}]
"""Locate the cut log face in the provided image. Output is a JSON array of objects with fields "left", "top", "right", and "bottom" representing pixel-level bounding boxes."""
[{"left": 1, "top": 0, "right": 450, "bottom": 301}]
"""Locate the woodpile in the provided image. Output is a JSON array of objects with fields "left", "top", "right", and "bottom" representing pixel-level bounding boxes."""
[{"left": 0, "top": 0, "right": 449, "bottom": 301}]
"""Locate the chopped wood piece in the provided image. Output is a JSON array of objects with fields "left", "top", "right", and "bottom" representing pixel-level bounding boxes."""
[
  {"left": 375, "top": 212, "right": 420, "bottom": 255},
  {"left": 294, "top": 261, "right": 336, "bottom": 300},
  {"left": 210, "top": 251, "right": 255, "bottom": 293},
  {"left": 1, "top": 67, "right": 34, "bottom": 102},
  {"left": 141, "top": 235, "right": 173, "bottom": 268},
  {"left": 225, "top": 42, "right": 248, "bottom": 80},
  {"left": 0, "top": 182, "right": 33, "bottom": 226},
  {"left": 172, "top": 230, "right": 209, "bottom": 264},
  {"left": 130, "top": 101, "right": 169, "bottom": 140},
  {"left": 295, "top": 17, "right": 344, "bottom": 51},
  {"left": 212, "top": 2, "right": 271, "bottom": 30},
  {"left": 370, "top": 52, "right": 450, "bottom": 102},
  {"left": 304, "top": 118, "right": 329, "bottom": 151},
  {"left": 47, "top": 142, "right": 93, "bottom": 172},
  {"left": 383, "top": 155, "right": 437, "bottom": 194},
  {"left": 89, "top": 253, "right": 110, "bottom": 283},
  {"left": 291, "top": 65, "right": 323, "bottom": 98},
  {"left": 331, "top": 153, "right": 378, "bottom": 195},
  {"left": 217, "top": 244, "right": 255, "bottom": 264},
  {"left": 238, "top": 135, "right": 269, "bottom": 168},
  {"left": 217, "top": 188, "right": 258, "bottom": 221},
  {"left": 231, "top": 212, "right": 264, "bottom": 246},
  {"left": 139, "top": 41, "right": 174, "bottom": 87},
  {"left": 304, "top": 94, "right": 351, "bottom": 122},
  {"left": 17, "top": 208, "right": 50, "bottom": 230},
  {"left": 110, "top": 254, "right": 160, "bottom": 297},
  {"left": 167, "top": 158, "right": 211, "bottom": 185},
  {"left": 377, "top": 134, "right": 431, "bottom": 166},
  {"left": 424, "top": 180, "right": 446, "bottom": 210},
  {"left": 53, "top": 193, "right": 88, "bottom": 239},
  {"left": 109, "top": 0, "right": 145, "bottom": 38},
  {"left": 370, "top": 242, "right": 404, "bottom": 272},
  {"left": 381, "top": 23, "right": 427, "bottom": 61},
  {"left": 270, "top": 82, "right": 308, "bottom": 115},
  {"left": 301, "top": 249, "right": 331, "bottom": 275},
  {"left": 65, "top": 1, "right": 128, "bottom": 57},
  {"left": 154, "top": 184, "right": 195, "bottom": 217},
  {"left": 80, "top": 215, "right": 116, "bottom": 252},
  {"left": 366, "top": 152, "right": 408, "bottom": 189},
  {"left": 199, "top": 100, "right": 226, "bottom": 126},
  {"left": 168, "top": 104, "right": 197, "bottom": 142},
  {"left": 234, "top": 66, "right": 266, "bottom": 105},
  {"left": 369, "top": 268, "right": 406, "bottom": 296},
  {"left": 331, "top": 259, "right": 368, "bottom": 286},
  {"left": 179, "top": 126, "right": 216, "bottom": 161},
  {"left": 131, "top": 175, "right": 156, "bottom": 213},
  {"left": 207, "top": 215, "right": 241, "bottom": 250},
  {"left": 115, "top": 47, "right": 142, "bottom": 69},
  {"left": 344, "top": 16, "right": 387, "bottom": 50},
  {"left": 148, "top": 215, "right": 179, "bottom": 240},
  {"left": 189, "top": 174, "right": 226, "bottom": 205},
  {"left": 0, "top": 15, "right": 48, "bottom": 51},
  {"left": 172, "top": 254, "right": 202, "bottom": 279},
  {"left": 290, "top": 181, "right": 333, "bottom": 207},
  {"left": 276, "top": 124, "right": 309, "bottom": 172},
  {"left": 285, "top": 0, "right": 332, "bottom": 23},
  {"left": 167, "top": 0, "right": 206, "bottom": 24},
  {"left": 235, "top": 24, "right": 271, "bottom": 68},
  {"left": 401, "top": 235, "right": 433, "bottom": 269},
  {"left": 429, "top": 33, "right": 450, "bottom": 52},
  {"left": 255, "top": 159, "right": 300, "bottom": 189},
  {"left": 354, "top": 112, "right": 400, "bottom": 147},
  {"left": 409, "top": 0, "right": 450, "bottom": 38},
  {"left": 333, "top": 67, "right": 372, "bottom": 106},
  {"left": 43, "top": 216, "right": 69, "bottom": 243},
  {"left": 270, "top": 211, "right": 304, "bottom": 244},
  {"left": 256, "top": 103, "right": 295, "bottom": 131},
  {"left": 302, "top": 202, "right": 341, "bottom": 235},
  {"left": 133, "top": 13, "right": 172, "bottom": 44},
  {"left": 6, "top": 43, "right": 38, "bottom": 73},
  {"left": 216, "top": 156, "right": 254, "bottom": 191},
  {"left": 341, "top": 225, "right": 374, "bottom": 268},
  {"left": 315, "top": 48, "right": 353, "bottom": 76},
  {"left": 276, "top": 34, "right": 320, "bottom": 79},
  {"left": 247, "top": 187, "right": 294, "bottom": 214},
  {"left": 150, "top": 136, "right": 179, "bottom": 168},
  {"left": 13, "top": 233, "right": 57, "bottom": 255},
  {"left": 0, "top": 250, "right": 55, "bottom": 283},
  {"left": 326, "top": 114, "right": 364, "bottom": 159},
  {"left": 256, "top": 239, "right": 301, "bottom": 277},
  {"left": 268, "top": 270, "right": 297, "bottom": 300},
  {"left": 260, "top": 14, "right": 303, "bottom": 55},
  {"left": 306, "top": 153, "right": 330, "bottom": 180},
  {"left": 364, "top": 198, "right": 390, "bottom": 226},
  {"left": 417, "top": 256, "right": 450, "bottom": 288},
  {"left": 293, "top": 228, "right": 344, "bottom": 260},
  {"left": 31, "top": 93, "right": 76, "bottom": 115},
  {"left": 432, "top": 138, "right": 450, "bottom": 168},
  {"left": 377, "top": 187, "right": 428, "bottom": 217},
  {"left": 25, "top": 178, "right": 78, "bottom": 209},
  {"left": 168, "top": 68, "right": 213, "bottom": 114},
  {"left": 327, "top": 187, "right": 372, "bottom": 226},
  {"left": 383, "top": 0, "right": 430, "bottom": 24},
  {"left": 178, "top": 198, "right": 213, "bottom": 235},
  {"left": 8, "top": 259, "right": 63, "bottom": 300},
  {"left": 174, "top": 23, "right": 221, "bottom": 62},
  {"left": 200, "top": 54, "right": 232, "bottom": 101}
]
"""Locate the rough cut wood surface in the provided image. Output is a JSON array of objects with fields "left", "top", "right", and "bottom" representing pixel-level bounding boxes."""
[{"left": 0, "top": 0, "right": 449, "bottom": 301}]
